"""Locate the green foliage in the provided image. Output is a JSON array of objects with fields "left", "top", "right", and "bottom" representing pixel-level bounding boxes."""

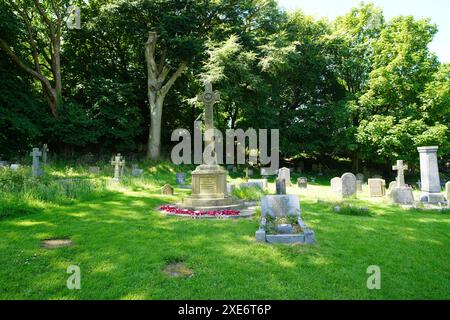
[{"left": 232, "top": 185, "right": 266, "bottom": 201}]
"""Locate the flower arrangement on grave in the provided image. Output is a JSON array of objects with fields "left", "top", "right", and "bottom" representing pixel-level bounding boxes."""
[
  {"left": 264, "top": 215, "right": 302, "bottom": 234},
  {"left": 159, "top": 205, "right": 240, "bottom": 217}
]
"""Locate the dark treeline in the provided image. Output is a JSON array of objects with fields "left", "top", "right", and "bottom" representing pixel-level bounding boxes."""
[{"left": 0, "top": 0, "right": 449, "bottom": 171}]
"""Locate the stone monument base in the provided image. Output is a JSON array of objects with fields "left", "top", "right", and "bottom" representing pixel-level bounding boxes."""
[
  {"left": 179, "top": 164, "right": 243, "bottom": 210},
  {"left": 419, "top": 192, "right": 446, "bottom": 204},
  {"left": 390, "top": 187, "right": 414, "bottom": 205}
]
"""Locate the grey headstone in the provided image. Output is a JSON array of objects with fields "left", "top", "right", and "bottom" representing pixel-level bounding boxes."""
[
  {"left": 356, "top": 173, "right": 365, "bottom": 183},
  {"left": 260, "top": 167, "right": 276, "bottom": 176},
  {"left": 132, "top": 168, "right": 144, "bottom": 176},
  {"left": 89, "top": 166, "right": 100, "bottom": 174},
  {"left": 10, "top": 164, "right": 20, "bottom": 171},
  {"left": 176, "top": 172, "right": 186, "bottom": 184},
  {"left": 297, "top": 177, "right": 307, "bottom": 189},
  {"left": 341, "top": 173, "right": 357, "bottom": 197},
  {"left": 240, "top": 179, "right": 267, "bottom": 190},
  {"left": 261, "top": 195, "right": 301, "bottom": 218},
  {"left": 30, "top": 147, "right": 43, "bottom": 177},
  {"left": 417, "top": 146, "right": 446, "bottom": 203},
  {"left": 277, "top": 167, "right": 291, "bottom": 186},
  {"left": 276, "top": 178, "right": 286, "bottom": 195}
]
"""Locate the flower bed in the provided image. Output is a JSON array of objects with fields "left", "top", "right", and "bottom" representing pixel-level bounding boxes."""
[{"left": 159, "top": 205, "right": 240, "bottom": 217}]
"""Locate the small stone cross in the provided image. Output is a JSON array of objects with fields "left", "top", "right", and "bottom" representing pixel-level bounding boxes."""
[
  {"left": 30, "top": 147, "right": 42, "bottom": 177},
  {"left": 111, "top": 153, "right": 125, "bottom": 181},
  {"left": 393, "top": 160, "right": 408, "bottom": 187}
]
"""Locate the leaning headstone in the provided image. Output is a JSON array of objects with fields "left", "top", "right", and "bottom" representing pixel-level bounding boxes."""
[
  {"left": 297, "top": 177, "right": 307, "bottom": 189},
  {"left": 417, "top": 146, "right": 446, "bottom": 204},
  {"left": 42, "top": 144, "right": 49, "bottom": 165},
  {"left": 390, "top": 160, "right": 414, "bottom": 205},
  {"left": 255, "top": 195, "right": 315, "bottom": 244},
  {"left": 162, "top": 184, "right": 174, "bottom": 195},
  {"left": 368, "top": 178, "right": 386, "bottom": 197},
  {"left": 330, "top": 177, "right": 342, "bottom": 193},
  {"left": 341, "top": 173, "right": 357, "bottom": 198},
  {"left": 446, "top": 181, "right": 450, "bottom": 201},
  {"left": 275, "top": 178, "right": 286, "bottom": 195},
  {"left": 88, "top": 166, "right": 100, "bottom": 174},
  {"left": 30, "top": 147, "right": 43, "bottom": 177},
  {"left": 277, "top": 167, "right": 291, "bottom": 186}
]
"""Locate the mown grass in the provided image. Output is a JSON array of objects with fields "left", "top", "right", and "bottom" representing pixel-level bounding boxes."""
[{"left": 0, "top": 163, "right": 449, "bottom": 300}]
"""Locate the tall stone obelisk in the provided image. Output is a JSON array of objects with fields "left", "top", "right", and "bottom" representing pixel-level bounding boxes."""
[
  {"left": 180, "top": 82, "right": 241, "bottom": 210},
  {"left": 417, "top": 146, "right": 446, "bottom": 204}
]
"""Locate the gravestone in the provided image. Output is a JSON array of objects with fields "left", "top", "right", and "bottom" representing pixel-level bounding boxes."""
[
  {"left": 227, "top": 183, "right": 236, "bottom": 194},
  {"left": 232, "top": 166, "right": 238, "bottom": 173},
  {"left": 180, "top": 82, "right": 241, "bottom": 210},
  {"left": 10, "top": 164, "right": 20, "bottom": 171},
  {"left": 330, "top": 177, "right": 342, "bottom": 193},
  {"left": 297, "top": 177, "right": 307, "bottom": 189},
  {"left": 176, "top": 172, "right": 186, "bottom": 185},
  {"left": 132, "top": 168, "right": 144, "bottom": 176},
  {"left": 255, "top": 195, "right": 315, "bottom": 244},
  {"left": 341, "top": 173, "right": 357, "bottom": 197},
  {"left": 446, "top": 181, "right": 450, "bottom": 201},
  {"left": 0, "top": 160, "right": 9, "bottom": 168},
  {"left": 246, "top": 168, "right": 254, "bottom": 177},
  {"left": 277, "top": 167, "right": 291, "bottom": 186},
  {"left": 260, "top": 167, "right": 276, "bottom": 176},
  {"left": 162, "top": 184, "right": 174, "bottom": 195},
  {"left": 417, "top": 146, "right": 446, "bottom": 203},
  {"left": 390, "top": 160, "right": 414, "bottom": 205},
  {"left": 388, "top": 181, "right": 397, "bottom": 192},
  {"left": 356, "top": 180, "right": 363, "bottom": 192},
  {"left": 240, "top": 179, "right": 267, "bottom": 190},
  {"left": 42, "top": 144, "right": 49, "bottom": 165},
  {"left": 111, "top": 153, "right": 125, "bottom": 181},
  {"left": 89, "top": 166, "right": 100, "bottom": 174},
  {"left": 356, "top": 173, "right": 365, "bottom": 183},
  {"left": 276, "top": 178, "right": 286, "bottom": 195},
  {"left": 30, "top": 147, "right": 43, "bottom": 177},
  {"left": 368, "top": 178, "right": 386, "bottom": 197}
]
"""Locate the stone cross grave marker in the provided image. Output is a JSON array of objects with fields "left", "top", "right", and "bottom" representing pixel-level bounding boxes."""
[
  {"left": 111, "top": 153, "right": 125, "bottom": 181},
  {"left": 392, "top": 160, "right": 408, "bottom": 187},
  {"left": 30, "top": 147, "right": 42, "bottom": 177},
  {"left": 197, "top": 81, "right": 220, "bottom": 165}
]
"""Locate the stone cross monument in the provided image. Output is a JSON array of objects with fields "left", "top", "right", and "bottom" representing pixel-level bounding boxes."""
[
  {"left": 197, "top": 81, "right": 220, "bottom": 165},
  {"left": 42, "top": 144, "right": 49, "bottom": 165},
  {"left": 111, "top": 153, "right": 125, "bottom": 181},
  {"left": 417, "top": 146, "right": 446, "bottom": 203},
  {"left": 30, "top": 147, "right": 42, "bottom": 177},
  {"left": 179, "top": 81, "right": 241, "bottom": 211},
  {"left": 392, "top": 160, "right": 407, "bottom": 187}
]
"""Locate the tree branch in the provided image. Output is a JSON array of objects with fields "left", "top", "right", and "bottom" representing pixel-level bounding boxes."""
[{"left": 160, "top": 61, "right": 188, "bottom": 97}]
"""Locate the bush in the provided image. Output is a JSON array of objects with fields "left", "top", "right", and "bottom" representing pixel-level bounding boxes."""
[{"left": 232, "top": 186, "right": 266, "bottom": 201}]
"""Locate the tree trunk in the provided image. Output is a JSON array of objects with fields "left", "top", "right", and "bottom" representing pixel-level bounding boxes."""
[{"left": 145, "top": 31, "right": 187, "bottom": 161}]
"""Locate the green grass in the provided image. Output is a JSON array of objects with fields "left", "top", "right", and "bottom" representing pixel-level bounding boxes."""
[{"left": 0, "top": 164, "right": 449, "bottom": 299}]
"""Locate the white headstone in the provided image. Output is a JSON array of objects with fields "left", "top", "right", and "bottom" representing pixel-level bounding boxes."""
[
  {"left": 368, "top": 178, "right": 386, "bottom": 197},
  {"left": 260, "top": 195, "right": 301, "bottom": 218},
  {"left": 341, "top": 173, "right": 357, "bottom": 197},
  {"left": 330, "top": 177, "right": 342, "bottom": 193},
  {"left": 446, "top": 181, "right": 450, "bottom": 201},
  {"left": 240, "top": 179, "right": 267, "bottom": 190},
  {"left": 277, "top": 167, "right": 291, "bottom": 186}
]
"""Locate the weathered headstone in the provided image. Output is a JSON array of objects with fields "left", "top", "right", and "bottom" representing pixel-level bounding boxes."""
[
  {"left": 30, "top": 147, "right": 43, "bottom": 177},
  {"left": 276, "top": 178, "right": 286, "bottom": 195},
  {"left": 417, "top": 146, "right": 446, "bottom": 203},
  {"left": 132, "top": 168, "right": 144, "bottom": 176},
  {"left": 260, "top": 167, "right": 276, "bottom": 176},
  {"left": 330, "top": 177, "right": 342, "bottom": 193},
  {"left": 42, "top": 144, "right": 49, "bottom": 165},
  {"left": 356, "top": 173, "right": 365, "bottom": 183},
  {"left": 341, "top": 173, "right": 357, "bottom": 197},
  {"left": 240, "top": 179, "right": 267, "bottom": 190},
  {"left": 89, "top": 166, "right": 100, "bottom": 174},
  {"left": 368, "top": 178, "right": 386, "bottom": 197},
  {"left": 162, "top": 184, "right": 174, "bottom": 195},
  {"left": 255, "top": 195, "right": 315, "bottom": 244},
  {"left": 277, "top": 167, "right": 291, "bottom": 186},
  {"left": 176, "top": 172, "right": 186, "bottom": 185},
  {"left": 111, "top": 153, "right": 125, "bottom": 181},
  {"left": 297, "top": 177, "right": 307, "bottom": 189},
  {"left": 390, "top": 160, "right": 414, "bottom": 205}
]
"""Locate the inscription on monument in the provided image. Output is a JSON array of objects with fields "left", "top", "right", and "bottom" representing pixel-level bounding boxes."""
[{"left": 200, "top": 176, "right": 216, "bottom": 193}]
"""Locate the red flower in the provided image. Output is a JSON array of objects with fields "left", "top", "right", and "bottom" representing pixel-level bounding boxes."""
[{"left": 159, "top": 205, "right": 239, "bottom": 216}]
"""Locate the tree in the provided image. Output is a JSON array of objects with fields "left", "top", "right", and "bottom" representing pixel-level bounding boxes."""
[
  {"left": 0, "top": 0, "right": 81, "bottom": 117},
  {"left": 145, "top": 32, "right": 187, "bottom": 160}
]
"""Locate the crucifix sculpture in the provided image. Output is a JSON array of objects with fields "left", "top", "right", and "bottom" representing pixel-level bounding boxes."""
[
  {"left": 393, "top": 160, "right": 408, "bottom": 187},
  {"left": 197, "top": 81, "right": 220, "bottom": 165},
  {"left": 30, "top": 147, "right": 42, "bottom": 177},
  {"left": 111, "top": 153, "right": 125, "bottom": 181}
]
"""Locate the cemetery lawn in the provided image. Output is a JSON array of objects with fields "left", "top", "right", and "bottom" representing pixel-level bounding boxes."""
[{"left": 0, "top": 169, "right": 449, "bottom": 299}]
